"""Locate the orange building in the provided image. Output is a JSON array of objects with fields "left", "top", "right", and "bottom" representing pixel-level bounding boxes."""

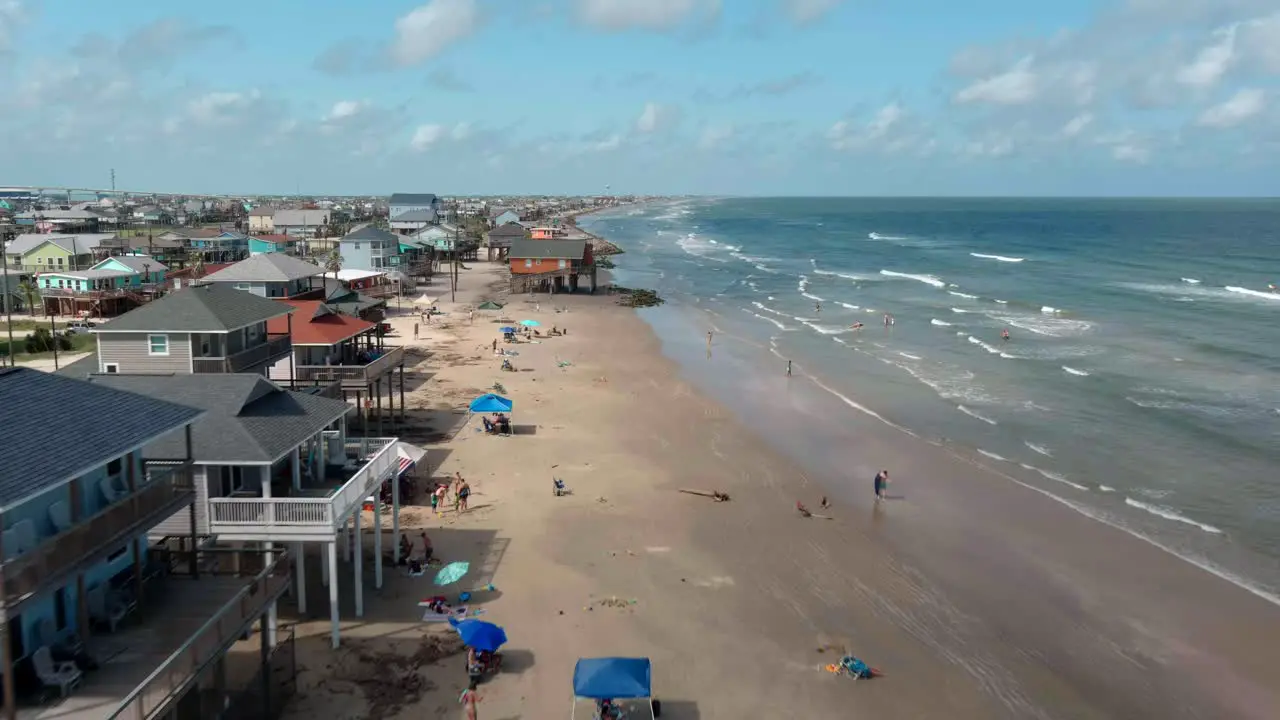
[{"left": 508, "top": 239, "right": 596, "bottom": 293}]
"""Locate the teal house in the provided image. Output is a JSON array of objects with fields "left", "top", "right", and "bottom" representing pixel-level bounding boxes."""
[
  {"left": 249, "top": 234, "right": 298, "bottom": 255},
  {"left": 37, "top": 256, "right": 168, "bottom": 293}
]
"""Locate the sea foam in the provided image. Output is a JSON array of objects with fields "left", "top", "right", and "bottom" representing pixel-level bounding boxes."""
[
  {"left": 879, "top": 270, "right": 946, "bottom": 288},
  {"left": 971, "top": 253, "right": 1025, "bottom": 263}
]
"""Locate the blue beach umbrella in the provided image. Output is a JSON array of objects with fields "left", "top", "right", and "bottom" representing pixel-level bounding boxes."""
[
  {"left": 469, "top": 393, "right": 513, "bottom": 413},
  {"left": 499, "top": 326, "right": 517, "bottom": 333},
  {"left": 451, "top": 619, "right": 508, "bottom": 652},
  {"left": 519, "top": 319, "right": 540, "bottom": 327},
  {"left": 434, "top": 561, "right": 471, "bottom": 586}
]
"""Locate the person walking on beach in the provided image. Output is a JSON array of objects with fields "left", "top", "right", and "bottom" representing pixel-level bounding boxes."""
[
  {"left": 874, "top": 470, "right": 889, "bottom": 500},
  {"left": 459, "top": 680, "right": 480, "bottom": 720},
  {"left": 432, "top": 483, "right": 448, "bottom": 516},
  {"left": 469, "top": 309, "right": 475, "bottom": 324},
  {"left": 456, "top": 479, "right": 472, "bottom": 513},
  {"left": 786, "top": 360, "right": 792, "bottom": 377},
  {"left": 414, "top": 323, "right": 420, "bottom": 340},
  {"left": 706, "top": 330, "right": 714, "bottom": 358}
]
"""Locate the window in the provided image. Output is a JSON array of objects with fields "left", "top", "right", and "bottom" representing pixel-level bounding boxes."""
[
  {"left": 103, "top": 363, "right": 119, "bottom": 373},
  {"left": 524, "top": 258, "right": 533, "bottom": 268},
  {"left": 147, "top": 334, "right": 169, "bottom": 356},
  {"left": 353, "top": 242, "right": 361, "bottom": 250},
  {"left": 56, "top": 257, "right": 64, "bottom": 267},
  {"left": 107, "top": 458, "right": 123, "bottom": 476},
  {"left": 558, "top": 259, "right": 567, "bottom": 269}
]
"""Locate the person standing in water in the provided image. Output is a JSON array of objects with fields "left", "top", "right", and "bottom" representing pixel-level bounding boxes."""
[
  {"left": 706, "top": 330, "right": 714, "bottom": 358},
  {"left": 815, "top": 301, "right": 821, "bottom": 314},
  {"left": 874, "top": 469, "right": 889, "bottom": 500},
  {"left": 1001, "top": 328, "right": 1010, "bottom": 342},
  {"left": 786, "top": 360, "right": 792, "bottom": 377}
]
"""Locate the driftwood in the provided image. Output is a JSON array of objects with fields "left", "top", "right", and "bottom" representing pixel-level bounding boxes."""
[{"left": 679, "top": 489, "right": 731, "bottom": 502}]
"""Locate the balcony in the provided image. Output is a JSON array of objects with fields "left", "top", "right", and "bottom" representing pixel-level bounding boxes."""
[
  {"left": 17, "top": 546, "right": 291, "bottom": 720},
  {"left": 192, "top": 333, "right": 292, "bottom": 374},
  {"left": 1, "top": 461, "right": 194, "bottom": 613},
  {"left": 290, "top": 345, "right": 404, "bottom": 386},
  {"left": 38, "top": 284, "right": 162, "bottom": 300},
  {"left": 207, "top": 437, "right": 398, "bottom": 542}
]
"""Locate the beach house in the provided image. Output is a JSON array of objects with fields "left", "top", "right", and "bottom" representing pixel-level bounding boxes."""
[
  {"left": 247, "top": 234, "right": 298, "bottom": 256},
  {"left": 2, "top": 235, "right": 107, "bottom": 273},
  {"left": 78, "top": 371, "right": 413, "bottom": 653},
  {"left": 199, "top": 253, "right": 326, "bottom": 300},
  {"left": 265, "top": 299, "right": 407, "bottom": 420},
  {"left": 273, "top": 210, "right": 330, "bottom": 238},
  {"left": 37, "top": 256, "right": 169, "bottom": 318},
  {"left": 484, "top": 222, "right": 529, "bottom": 261},
  {"left": 0, "top": 367, "right": 296, "bottom": 720},
  {"left": 247, "top": 208, "right": 275, "bottom": 233},
  {"left": 89, "top": 284, "right": 294, "bottom": 376},
  {"left": 508, "top": 239, "right": 597, "bottom": 293},
  {"left": 490, "top": 209, "right": 520, "bottom": 228},
  {"left": 339, "top": 225, "right": 404, "bottom": 271},
  {"left": 387, "top": 193, "right": 440, "bottom": 235}
]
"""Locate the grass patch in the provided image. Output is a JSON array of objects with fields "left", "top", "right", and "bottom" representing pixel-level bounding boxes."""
[{"left": 1, "top": 331, "right": 96, "bottom": 361}]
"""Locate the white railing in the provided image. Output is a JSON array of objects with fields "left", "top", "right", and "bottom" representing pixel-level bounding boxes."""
[{"left": 207, "top": 437, "right": 397, "bottom": 539}]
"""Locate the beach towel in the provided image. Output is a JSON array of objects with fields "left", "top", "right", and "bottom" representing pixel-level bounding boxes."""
[{"left": 421, "top": 605, "right": 468, "bottom": 622}]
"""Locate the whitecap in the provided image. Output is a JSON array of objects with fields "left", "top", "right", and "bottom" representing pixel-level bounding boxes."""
[
  {"left": 977, "top": 448, "right": 1007, "bottom": 461},
  {"left": 1181, "top": 278, "right": 1201, "bottom": 285},
  {"left": 994, "top": 299, "right": 1008, "bottom": 304},
  {"left": 838, "top": 302, "right": 860, "bottom": 310},
  {"left": 971, "top": 253, "right": 1025, "bottom": 263},
  {"left": 750, "top": 301, "right": 789, "bottom": 317},
  {"left": 1024, "top": 442, "right": 1052, "bottom": 457},
  {"left": 880, "top": 269, "right": 946, "bottom": 288},
  {"left": 1225, "top": 286, "right": 1280, "bottom": 302},
  {"left": 967, "top": 336, "right": 1002, "bottom": 355},
  {"left": 949, "top": 291, "right": 978, "bottom": 299},
  {"left": 801, "top": 292, "right": 825, "bottom": 302},
  {"left": 959, "top": 406, "right": 998, "bottom": 425},
  {"left": 931, "top": 318, "right": 953, "bottom": 327},
  {"left": 868, "top": 232, "right": 907, "bottom": 241},
  {"left": 951, "top": 307, "right": 971, "bottom": 314},
  {"left": 1098, "top": 485, "right": 1117, "bottom": 493},
  {"left": 897, "top": 352, "right": 921, "bottom": 360},
  {"left": 1018, "top": 463, "right": 1088, "bottom": 491},
  {"left": 802, "top": 321, "right": 852, "bottom": 336},
  {"left": 1041, "top": 306, "right": 1061, "bottom": 314},
  {"left": 741, "top": 308, "right": 789, "bottom": 331},
  {"left": 1124, "top": 498, "right": 1222, "bottom": 534},
  {"left": 1062, "top": 366, "right": 1090, "bottom": 377}
]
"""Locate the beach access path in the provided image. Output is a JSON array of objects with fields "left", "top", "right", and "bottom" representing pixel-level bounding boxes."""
[{"left": 277, "top": 262, "right": 1280, "bottom": 720}]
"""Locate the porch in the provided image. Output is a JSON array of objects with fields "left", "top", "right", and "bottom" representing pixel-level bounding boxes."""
[
  {"left": 191, "top": 334, "right": 292, "bottom": 374},
  {"left": 290, "top": 345, "right": 404, "bottom": 386},
  {"left": 13, "top": 546, "right": 290, "bottom": 720},
  {"left": 207, "top": 437, "right": 399, "bottom": 543}
]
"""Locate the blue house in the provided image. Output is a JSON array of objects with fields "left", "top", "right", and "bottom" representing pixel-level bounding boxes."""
[
  {"left": 492, "top": 210, "right": 520, "bottom": 227},
  {"left": 388, "top": 193, "right": 440, "bottom": 234},
  {"left": 248, "top": 234, "right": 298, "bottom": 256}
]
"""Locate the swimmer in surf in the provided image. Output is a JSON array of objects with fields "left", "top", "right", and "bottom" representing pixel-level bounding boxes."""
[
  {"left": 850, "top": 322, "right": 864, "bottom": 331},
  {"left": 815, "top": 301, "right": 821, "bottom": 313},
  {"left": 1001, "top": 329, "right": 1010, "bottom": 342}
]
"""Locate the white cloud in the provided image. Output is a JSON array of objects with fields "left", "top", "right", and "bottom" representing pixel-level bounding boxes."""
[
  {"left": 410, "top": 124, "right": 445, "bottom": 151},
  {"left": 390, "top": 0, "right": 481, "bottom": 67},
  {"left": 325, "top": 100, "right": 367, "bottom": 121},
  {"left": 450, "top": 122, "right": 471, "bottom": 140},
  {"left": 1061, "top": 113, "right": 1094, "bottom": 137},
  {"left": 1197, "top": 87, "right": 1265, "bottom": 127},
  {"left": 577, "top": 0, "right": 719, "bottom": 31},
  {"left": 187, "top": 90, "right": 262, "bottom": 125},
  {"left": 954, "top": 57, "right": 1038, "bottom": 105},
  {"left": 783, "top": 0, "right": 842, "bottom": 24},
  {"left": 1096, "top": 131, "right": 1151, "bottom": 163},
  {"left": 827, "top": 103, "right": 924, "bottom": 154},
  {"left": 1176, "top": 25, "right": 1237, "bottom": 89},
  {"left": 962, "top": 137, "right": 1016, "bottom": 158},
  {"left": 0, "top": 0, "right": 27, "bottom": 53},
  {"left": 697, "top": 125, "right": 734, "bottom": 150},
  {"left": 634, "top": 102, "right": 678, "bottom": 134},
  {"left": 592, "top": 133, "right": 623, "bottom": 151}
]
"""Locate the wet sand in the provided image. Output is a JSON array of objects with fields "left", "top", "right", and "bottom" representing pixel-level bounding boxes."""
[{"left": 280, "top": 262, "right": 1280, "bottom": 719}]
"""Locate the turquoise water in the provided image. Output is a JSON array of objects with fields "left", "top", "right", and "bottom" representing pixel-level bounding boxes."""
[{"left": 581, "top": 197, "right": 1280, "bottom": 594}]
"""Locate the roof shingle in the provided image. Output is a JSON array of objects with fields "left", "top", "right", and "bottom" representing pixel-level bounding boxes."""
[
  {"left": 267, "top": 300, "right": 375, "bottom": 345},
  {"left": 0, "top": 368, "right": 203, "bottom": 508},
  {"left": 509, "top": 239, "right": 588, "bottom": 260},
  {"left": 202, "top": 254, "right": 324, "bottom": 283},
  {"left": 95, "top": 284, "right": 294, "bottom": 333}
]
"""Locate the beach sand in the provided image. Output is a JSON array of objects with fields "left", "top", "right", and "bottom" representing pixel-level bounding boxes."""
[{"left": 276, "top": 262, "right": 1280, "bottom": 719}]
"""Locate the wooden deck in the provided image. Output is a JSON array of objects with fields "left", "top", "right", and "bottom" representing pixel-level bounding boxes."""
[{"left": 19, "top": 575, "right": 270, "bottom": 720}]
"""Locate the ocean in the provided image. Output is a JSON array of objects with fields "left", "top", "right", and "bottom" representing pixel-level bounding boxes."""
[{"left": 579, "top": 197, "right": 1280, "bottom": 599}]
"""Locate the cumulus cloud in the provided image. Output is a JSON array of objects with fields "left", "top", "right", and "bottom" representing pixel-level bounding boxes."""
[
  {"left": 635, "top": 102, "right": 678, "bottom": 133},
  {"left": 389, "top": 0, "right": 481, "bottom": 67},
  {"left": 325, "top": 100, "right": 368, "bottom": 122},
  {"left": 409, "top": 121, "right": 473, "bottom": 151},
  {"left": 783, "top": 0, "right": 843, "bottom": 25},
  {"left": 827, "top": 102, "right": 928, "bottom": 155},
  {"left": 0, "top": 0, "right": 28, "bottom": 54},
  {"left": 1197, "top": 87, "right": 1266, "bottom": 127},
  {"left": 576, "top": 0, "right": 721, "bottom": 32},
  {"left": 1061, "top": 112, "right": 1094, "bottom": 137}
]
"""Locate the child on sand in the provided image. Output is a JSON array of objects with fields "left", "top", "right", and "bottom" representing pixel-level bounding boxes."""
[{"left": 459, "top": 680, "right": 479, "bottom": 720}]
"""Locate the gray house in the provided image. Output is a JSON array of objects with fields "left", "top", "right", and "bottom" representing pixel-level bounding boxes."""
[
  {"left": 485, "top": 221, "right": 529, "bottom": 261},
  {"left": 388, "top": 193, "right": 439, "bottom": 229},
  {"left": 200, "top": 254, "right": 327, "bottom": 299},
  {"left": 83, "top": 373, "right": 352, "bottom": 538},
  {"left": 339, "top": 225, "right": 403, "bottom": 271},
  {"left": 90, "top": 284, "right": 295, "bottom": 375},
  {"left": 273, "top": 209, "right": 331, "bottom": 237},
  {"left": 387, "top": 209, "right": 436, "bottom": 235}
]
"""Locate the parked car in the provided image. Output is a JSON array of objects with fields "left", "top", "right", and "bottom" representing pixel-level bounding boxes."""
[{"left": 65, "top": 320, "right": 96, "bottom": 334}]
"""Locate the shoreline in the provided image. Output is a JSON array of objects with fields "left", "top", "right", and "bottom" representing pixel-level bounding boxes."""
[{"left": 277, "top": 260, "right": 1280, "bottom": 719}]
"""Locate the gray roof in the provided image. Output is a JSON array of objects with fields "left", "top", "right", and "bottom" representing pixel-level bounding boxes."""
[
  {"left": 273, "top": 209, "right": 330, "bottom": 227},
  {"left": 85, "top": 374, "right": 351, "bottom": 464},
  {"left": 488, "top": 223, "right": 529, "bottom": 238},
  {"left": 203, "top": 254, "right": 324, "bottom": 283},
  {"left": 509, "top": 239, "right": 588, "bottom": 260},
  {"left": 342, "top": 225, "right": 401, "bottom": 244},
  {"left": 4, "top": 234, "right": 113, "bottom": 256},
  {"left": 0, "top": 368, "right": 203, "bottom": 508},
  {"left": 248, "top": 208, "right": 274, "bottom": 216},
  {"left": 389, "top": 209, "right": 435, "bottom": 223},
  {"left": 40, "top": 268, "right": 134, "bottom": 280},
  {"left": 389, "top": 193, "right": 438, "bottom": 206},
  {"left": 96, "top": 255, "right": 170, "bottom": 273},
  {"left": 96, "top": 283, "right": 293, "bottom": 333}
]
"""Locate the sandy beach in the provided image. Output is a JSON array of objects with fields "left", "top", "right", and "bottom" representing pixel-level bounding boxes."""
[{"left": 272, "top": 260, "right": 1280, "bottom": 720}]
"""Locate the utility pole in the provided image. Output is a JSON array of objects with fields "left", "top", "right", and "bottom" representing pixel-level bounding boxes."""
[
  {"left": 451, "top": 207, "right": 458, "bottom": 303},
  {"left": 2, "top": 225, "right": 15, "bottom": 366},
  {"left": 110, "top": 169, "right": 116, "bottom": 194}
]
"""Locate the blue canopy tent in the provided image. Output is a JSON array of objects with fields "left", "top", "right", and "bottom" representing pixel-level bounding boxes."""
[
  {"left": 469, "top": 393, "right": 513, "bottom": 413},
  {"left": 571, "top": 657, "right": 659, "bottom": 718},
  {"left": 451, "top": 618, "right": 508, "bottom": 652}
]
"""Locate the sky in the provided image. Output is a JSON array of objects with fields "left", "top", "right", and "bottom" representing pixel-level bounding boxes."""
[{"left": 0, "top": 0, "right": 1278, "bottom": 197}]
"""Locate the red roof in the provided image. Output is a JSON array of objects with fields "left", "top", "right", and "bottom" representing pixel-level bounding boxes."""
[{"left": 268, "top": 300, "right": 375, "bottom": 345}]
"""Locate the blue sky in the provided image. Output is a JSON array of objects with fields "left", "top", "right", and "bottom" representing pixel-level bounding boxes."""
[{"left": 1, "top": 0, "right": 1277, "bottom": 196}]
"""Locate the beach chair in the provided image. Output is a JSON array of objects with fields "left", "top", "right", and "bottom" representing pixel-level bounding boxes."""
[
  {"left": 553, "top": 478, "right": 568, "bottom": 496},
  {"left": 11, "top": 519, "right": 37, "bottom": 555},
  {"left": 100, "top": 475, "right": 128, "bottom": 505},
  {"left": 49, "top": 500, "right": 73, "bottom": 534},
  {"left": 33, "top": 646, "right": 82, "bottom": 698},
  {"left": 87, "top": 585, "right": 129, "bottom": 632}
]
